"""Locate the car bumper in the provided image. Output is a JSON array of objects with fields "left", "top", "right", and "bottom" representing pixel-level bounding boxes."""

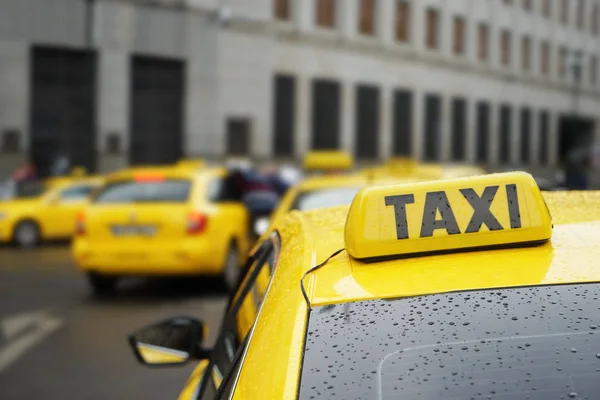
[{"left": 73, "top": 238, "right": 226, "bottom": 276}]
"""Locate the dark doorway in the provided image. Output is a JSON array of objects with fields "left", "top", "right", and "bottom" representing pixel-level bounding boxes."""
[
  {"left": 538, "top": 111, "right": 549, "bottom": 165},
  {"left": 30, "top": 46, "right": 97, "bottom": 178},
  {"left": 558, "top": 115, "right": 595, "bottom": 164},
  {"left": 520, "top": 107, "right": 531, "bottom": 164},
  {"left": 355, "top": 84, "right": 380, "bottom": 160},
  {"left": 226, "top": 118, "right": 252, "bottom": 156},
  {"left": 423, "top": 94, "right": 442, "bottom": 161},
  {"left": 499, "top": 104, "right": 512, "bottom": 164},
  {"left": 272, "top": 74, "right": 296, "bottom": 157},
  {"left": 311, "top": 79, "right": 340, "bottom": 150},
  {"left": 392, "top": 89, "right": 413, "bottom": 156},
  {"left": 130, "top": 56, "right": 184, "bottom": 165},
  {"left": 476, "top": 101, "right": 490, "bottom": 164},
  {"left": 451, "top": 97, "right": 467, "bottom": 161}
]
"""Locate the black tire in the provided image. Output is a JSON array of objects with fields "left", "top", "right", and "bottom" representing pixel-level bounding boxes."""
[
  {"left": 13, "top": 220, "right": 41, "bottom": 249},
  {"left": 222, "top": 242, "right": 241, "bottom": 293},
  {"left": 87, "top": 272, "right": 118, "bottom": 297}
]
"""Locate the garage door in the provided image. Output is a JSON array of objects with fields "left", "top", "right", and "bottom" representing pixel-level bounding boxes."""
[
  {"left": 30, "top": 46, "right": 97, "bottom": 178},
  {"left": 130, "top": 56, "right": 184, "bottom": 165}
]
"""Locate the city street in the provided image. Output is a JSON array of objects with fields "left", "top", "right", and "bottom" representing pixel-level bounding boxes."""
[{"left": 0, "top": 244, "right": 228, "bottom": 399}]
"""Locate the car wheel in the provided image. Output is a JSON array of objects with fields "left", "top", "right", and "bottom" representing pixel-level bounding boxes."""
[
  {"left": 222, "top": 242, "right": 240, "bottom": 293},
  {"left": 13, "top": 220, "right": 40, "bottom": 249},
  {"left": 87, "top": 272, "right": 118, "bottom": 297}
]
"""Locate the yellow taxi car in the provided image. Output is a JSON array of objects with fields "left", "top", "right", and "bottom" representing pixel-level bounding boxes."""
[
  {"left": 72, "top": 166, "right": 250, "bottom": 295},
  {"left": 0, "top": 177, "right": 103, "bottom": 248},
  {"left": 128, "top": 171, "right": 600, "bottom": 399}
]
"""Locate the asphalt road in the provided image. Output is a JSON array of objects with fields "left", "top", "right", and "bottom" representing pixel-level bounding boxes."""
[{"left": 0, "top": 244, "right": 228, "bottom": 399}]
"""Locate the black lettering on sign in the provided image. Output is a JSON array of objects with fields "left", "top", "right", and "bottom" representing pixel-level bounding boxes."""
[
  {"left": 385, "top": 194, "right": 415, "bottom": 240},
  {"left": 420, "top": 191, "right": 461, "bottom": 238},
  {"left": 459, "top": 186, "right": 503, "bottom": 233},
  {"left": 506, "top": 184, "right": 521, "bottom": 229}
]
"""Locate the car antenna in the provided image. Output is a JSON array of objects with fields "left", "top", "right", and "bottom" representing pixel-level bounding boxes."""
[{"left": 300, "top": 248, "right": 345, "bottom": 309}]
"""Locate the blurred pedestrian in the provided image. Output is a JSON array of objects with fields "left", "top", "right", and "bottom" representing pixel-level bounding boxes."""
[
  {"left": 11, "top": 161, "right": 37, "bottom": 183},
  {"left": 50, "top": 154, "right": 71, "bottom": 177}
]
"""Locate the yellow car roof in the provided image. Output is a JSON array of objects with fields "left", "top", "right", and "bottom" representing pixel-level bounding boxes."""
[
  {"left": 237, "top": 175, "right": 600, "bottom": 399},
  {"left": 105, "top": 166, "right": 199, "bottom": 182}
]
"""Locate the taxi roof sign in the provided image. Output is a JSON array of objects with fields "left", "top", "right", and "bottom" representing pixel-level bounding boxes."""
[
  {"left": 344, "top": 172, "right": 552, "bottom": 260},
  {"left": 303, "top": 151, "right": 354, "bottom": 172}
]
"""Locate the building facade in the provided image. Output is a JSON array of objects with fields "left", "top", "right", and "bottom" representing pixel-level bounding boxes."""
[{"left": 0, "top": 0, "right": 598, "bottom": 177}]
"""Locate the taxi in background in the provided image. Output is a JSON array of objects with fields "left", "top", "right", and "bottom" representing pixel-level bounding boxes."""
[
  {"left": 0, "top": 176, "right": 103, "bottom": 248},
  {"left": 254, "top": 153, "right": 485, "bottom": 237},
  {"left": 128, "top": 172, "right": 600, "bottom": 399},
  {"left": 176, "top": 158, "right": 206, "bottom": 171},
  {"left": 72, "top": 165, "right": 250, "bottom": 295}
]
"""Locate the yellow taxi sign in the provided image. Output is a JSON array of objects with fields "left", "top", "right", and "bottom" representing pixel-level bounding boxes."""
[
  {"left": 303, "top": 151, "right": 354, "bottom": 172},
  {"left": 344, "top": 172, "right": 552, "bottom": 260}
]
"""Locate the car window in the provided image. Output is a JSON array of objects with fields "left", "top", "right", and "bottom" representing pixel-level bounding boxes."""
[
  {"left": 94, "top": 180, "right": 191, "bottom": 204},
  {"left": 60, "top": 185, "right": 95, "bottom": 202},
  {"left": 198, "top": 236, "right": 280, "bottom": 399},
  {"left": 291, "top": 187, "right": 362, "bottom": 211}
]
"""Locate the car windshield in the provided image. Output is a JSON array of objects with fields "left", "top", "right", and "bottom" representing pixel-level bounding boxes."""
[
  {"left": 291, "top": 187, "right": 362, "bottom": 211},
  {"left": 298, "top": 284, "right": 600, "bottom": 399},
  {"left": 94, "top": 180, "right": 191, "bottom": 204}
]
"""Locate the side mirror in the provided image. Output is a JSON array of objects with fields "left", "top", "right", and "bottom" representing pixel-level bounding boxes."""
[
  {"left": 254, "top": 217, "right": 270, "bottom": 237},
  {"left": 128, "top": 317, "right": 211, "bottom": 367}
]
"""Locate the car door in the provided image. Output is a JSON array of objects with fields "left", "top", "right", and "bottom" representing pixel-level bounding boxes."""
[
  {"left": 40, "top": 183, "right": 98, "bottom": 238},
  {"left": 187, "top": 235, "right": 279, "bottom": 400}
]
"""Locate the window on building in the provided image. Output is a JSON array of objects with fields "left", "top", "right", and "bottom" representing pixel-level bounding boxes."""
[
  {"left": 311, "top": 79, "right": 341, "bottom": 150},
  {"left": 501, "top": 30, "right": 511, "bottom": 66},
  {"left": 591, "top": 56, "right": 598, "bottom": 85},
  {"left": 226, "top": 118, "right": 252, "bottom": 156},
  {"left": 359, "top": 0, "right": 376, "bottom": 35},
  {"left": 521, "top": 36, "right": 531, "bottom": 71},
  {"left": 392, "top": 89, "right": 413, "bottom": 156},
  {"left": 478, "top": 23, "right": 489, "bottom": 61},
  {"left": 451, "top": 97, "right": 467, "bottom": 161},
  {"left": 453, "top": 16, "right": 465, "bottom": 55},
  {"left": 541, "top": 41, "right": 550, "bottom": 75},
  {"left": 593, "top": 4, "right": 599, "bottom": 34},
  {"left": 504, "top": 0, "right": 513, "bottom": 5},
  {"left": 423, "top": 94, "right": 442, "bottom": 161},
  {"left": 395, "top": 1, "right": 410, "bottom": 42},
  {"left": 523, "top": 0, "right": 532, "bottom": 11},
  {"left": 426, "top": 8, "right": 439, "bottom": 50},
  {"left": 539, "top": 111, "right": 549, "bottom": 165},
  {"left": 542, "top": 0, "right": 551, "bottom": 18},
  {"left": 499, "top": 104, "right": 512, "bottom": 164},
  {"left": 316, "top": 0, "right": 336, "bottom": 28},
  {"left": 272, "top": 74, "right": 296, "bottom": 157},
  {"left": 520, "top": 107, "right": 531, "bottom": 164},
  {"left": 355, "top": 84, "right": 380, "bottom": 160},
  {"left": 273, "top": 0, "right": 290, "bottom": 20},
  {"left": 561, "top": 0, "right": 569, "bottom": 24},
  {"left": 476, "top": 101, "right": 490, "bottom": 164},
  {"left": 559, "top": 46, "right": 567, "bottom": 78},
  {"left": 577, "top": 0, "right": 585, "bottom": 30}
]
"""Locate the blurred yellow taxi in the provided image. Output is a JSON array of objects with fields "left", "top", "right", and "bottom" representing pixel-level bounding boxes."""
[
  {"left": 0, "top": 177, "right": 103, "bottom": 247},
  {"left": 72, "top": 166, "right": 250, "bottom": 295},
  {"left": 176, "top": 158, "right": 206, "bottom": 171},
  {"left": 128, "top": 172, "right": 600, "bottom": 399}
]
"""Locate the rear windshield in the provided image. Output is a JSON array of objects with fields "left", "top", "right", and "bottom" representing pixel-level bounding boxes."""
[
  {"left": 299, "top": 284, "right": 600, "bottom": 399},
  {"left": 94, "top": 180, "right": 191, "bottom": 204},
  {"left": 291, "top": 187, "right": 361, "bottom": 212},
  {"left": 0, "top": 181, "right": 48, "bottom": 200}
]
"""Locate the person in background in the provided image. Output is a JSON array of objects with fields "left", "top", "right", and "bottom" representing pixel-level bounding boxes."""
[
  {"left": 12, "top": 161, "right": 37, "bottom": 183},
  {"left": 259, "top": 164, "right": 291, "bottom": 197},
  {"left": 50, "top": 154, "right": 71, "bottom": 177}
]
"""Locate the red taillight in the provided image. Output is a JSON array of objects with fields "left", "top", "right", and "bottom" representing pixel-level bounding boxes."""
[
  {"left": 75, "top": 212, "right": 86, "bottom": 236},
  {"left": 187, "top": 212, "right": 208, "bottom": 235}
]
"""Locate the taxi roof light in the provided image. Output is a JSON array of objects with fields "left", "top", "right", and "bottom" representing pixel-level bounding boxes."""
[
  {"left": 344, "top": 172, "right": 552, "bottom": 260},
  {"left": 303, "top": 151, "right": 354, "bottom": 172}
]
